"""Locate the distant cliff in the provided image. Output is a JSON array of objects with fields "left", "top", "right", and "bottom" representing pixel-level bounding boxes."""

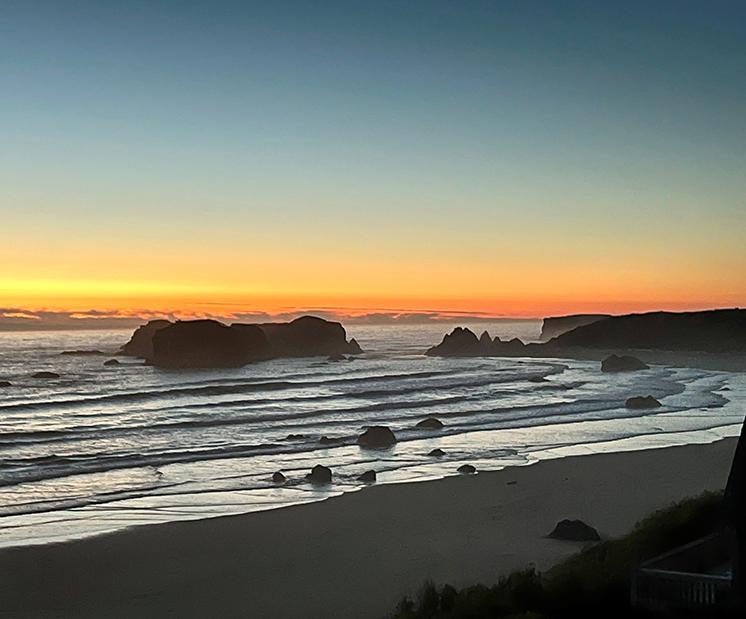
[
  {"left": 540, "top": 314, "right": 610, "bottom": 340},
  {"left": 427, "top": 308, "right": 746, "bottom": 357},
  {"left": 552, "top": 309, "right": 746, "bottom": 353},
  {"left": 121, "top": 316, "right": 363, "bottom": 368}
]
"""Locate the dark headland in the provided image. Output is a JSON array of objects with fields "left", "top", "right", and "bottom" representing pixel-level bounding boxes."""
[
  {"left": 121, "top": 315, "right": 362, "bottom": 368},
  {"left": 427, "top": 308, "right": 746, "bottom": 370}
]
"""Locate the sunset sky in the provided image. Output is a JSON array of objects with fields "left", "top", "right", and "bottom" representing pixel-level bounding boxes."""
[{"left": 2, "top": 1, "right": 745, "bottom": 322}]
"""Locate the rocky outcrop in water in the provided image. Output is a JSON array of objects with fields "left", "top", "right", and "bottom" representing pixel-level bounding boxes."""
[
  {"left": 625, "top": 395, "right": 662, "bottom": 409},
  {"left": 151, "top": 320, "right": 270, "bottom": 368},
  {"left": 120, "top": 320, "right": 172, "bottom": 358},
  {"left": 104, "top": 359, "right": 121, "bottom": 366},
  {"left": 457, "top": 464, "right": 476, "bottom": 474},
  {"left": 416, "top": 417, "right": 444, "bottom": 430},
  {"left": 426, "top": 309, "right": 746, "bottom": 360},
  {"left": 122, "top": 316, "right": 362, "bottom": 368},
  {"left": 0, "top": 381, "right": 11, "bottom": 388},
  {"left": 601, "top": 355, "right": 649, "bottom": 373},
  {"left": 61, "top": 350, "right": 105, "bottom": 356},
  {"left": 272, "top": 472, "right": 287, "bottom": 484},
  {"left": 429, "top": 448, "right": 446, "bottom": 457},
  {"left": 358, "top": 470, "right": 377, "bottom": 482},
  {"left": 357, "top": 426, "right": 397, "bottom": 448},
  {"left": 548, "top": 519, "right": 600, "bottom": 541},
  {"left": 306, "top": 464, "right": 332, "bottom": 483},
  {"left": 425, "top": 327, "right": 532, "bottom": 357},
  {"left": 32, "top": 371, "right": 60, "bottom": 379}
]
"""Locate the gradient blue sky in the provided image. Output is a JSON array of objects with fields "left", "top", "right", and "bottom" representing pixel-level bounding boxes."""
[{"left": 2, "top": 0, "right": 745, "bottom": 318}]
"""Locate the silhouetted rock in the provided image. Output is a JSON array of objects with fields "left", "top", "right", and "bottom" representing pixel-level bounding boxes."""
[
  {"left": 306, "top": 464, "right": 332, "bottom": 483},
  {"left": 61, "top": 350, "right": 105, "bottom": 356},
  {"left": 319, "top": 436, "right": 343, "bottom": 445},
  {"left": 0, "top": 381, "right": 11, "bottom": 388},
  {"left": 327, "top": 353, "right": 346, "bottom": 362},
  {"left": 103, "top": 359, "right": 120, "bottom": 366},
  {"left": 358, "top": 470, "right": 377, "bottom": 483},
  {"left": 357, "top": 426, "right": 397, "bottom": 448},
  {"left": 151, "top": 320, "right": 267, "bottom": 368},
  {"left": 528, "top": 376, "right": 548, "bottom": 383},
  {"left": 285, "top": 434, "right": 306, "bottom": 440},
  {"left": 427, "top": 328, "right": 528, "bottom": 357},
  {"left": 416, "top": 417, "right": 444, "bottom": 430},
  {"left": 32, "top": 371, "right": 59, "bottom": 379},
  {"left": 425, "top": 327, "right": 480, "bottom": 356},
  {"left": 124, "top": 315, "right": 362, "bottom": 368},
  {"left": 347, "top": 338, "right": 363, "bottom": 354},
  {"left": 553, "top": 309, "right": 746, "bottom": 353},
  {"left": 272, "top": 471, "right": 286, "bottom": 484},
  {"left": 540, "top": 314, "right": 611, "bottom": 340},
  {"left": 601, "top": 354, "right": 649, "bottom": 372},
  {"left": 457, "top": 464, "right": 476, "bottom": 474},
  {"left": 427, "top": 309, "right": 746, "bottom": 360},
  {"left": 257, "top": 316, "right": 361, "bottom": 357},
  {"left": 625, "top": 395, "right": 662, "bottom": 409},
  {"left": 428, "top": 448, "right": 446, "bottom": 457},
  {"left": 120, "top": 319, "right": 172, "bottom": 358},
  {"left": 548, "top": 519, "right": 600, "bottom": 541}
]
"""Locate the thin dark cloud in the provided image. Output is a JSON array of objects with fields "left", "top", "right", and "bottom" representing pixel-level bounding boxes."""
[{"left": 0, "top": 307, "right": 531, "bottom": 331}]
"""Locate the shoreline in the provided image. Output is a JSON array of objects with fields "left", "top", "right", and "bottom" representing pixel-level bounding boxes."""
[{"left": 0, "top": 437, "right": 738, "bottom": 619}]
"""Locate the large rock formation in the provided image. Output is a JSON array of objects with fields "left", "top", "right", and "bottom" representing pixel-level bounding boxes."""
[
  {"left": 424, "top": 327, "right": 483, "bottom": 356},
  {"left": 120, "top": 319, "right": 172, "bottom": 358},
  {"left": 553, "top": 309, "right": 746, "bottom": 353},
  {"left": 121, "top": 315, "right": 363, "bottom": 368},
  {"left": 540, "top": 314, "right": 610, "bottom": 340},
  {"left": 426, "top": 309, "right": 746, "bottom": 359},
  {"left": 425, "top": 327, "right": 531, "bottom": 357},
  {"left": 151, "top": 320, "right": 270, "bottom": 368}
]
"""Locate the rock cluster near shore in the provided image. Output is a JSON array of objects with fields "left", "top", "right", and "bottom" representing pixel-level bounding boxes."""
[{"left": 120, "top": 315, "right": 363, "bottom": 368}]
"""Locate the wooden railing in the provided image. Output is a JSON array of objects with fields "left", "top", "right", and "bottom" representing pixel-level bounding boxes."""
[{"left": 632, "top": 567, "right": 733, "bottom": 611}]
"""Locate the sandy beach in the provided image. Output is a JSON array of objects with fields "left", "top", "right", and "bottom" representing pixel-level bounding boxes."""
[{"left": 0, "top": 437, "right": 737, "bottom": 619}]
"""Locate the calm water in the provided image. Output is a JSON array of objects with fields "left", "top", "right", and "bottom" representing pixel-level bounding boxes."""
[{"left": 0, "top": 322, "right": 744, "bottom": 547}]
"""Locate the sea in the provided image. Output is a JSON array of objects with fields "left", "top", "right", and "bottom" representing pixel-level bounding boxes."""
[{"left": 1, "top": 321, "right": 744, "bottom": 548}]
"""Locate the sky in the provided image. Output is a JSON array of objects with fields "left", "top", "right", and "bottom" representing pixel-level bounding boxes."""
[{"left": 1, "top": 0, "right": 745, "bottom": 325}]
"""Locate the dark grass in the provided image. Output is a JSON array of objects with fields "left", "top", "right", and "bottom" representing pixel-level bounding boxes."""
[{"left": 391, "top": 491, "right": 724, "bottom": 618}]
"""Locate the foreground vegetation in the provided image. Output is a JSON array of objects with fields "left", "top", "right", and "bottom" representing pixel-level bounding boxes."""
[{"left": 392, "top": 492, "right": 723, "bottom": 618}]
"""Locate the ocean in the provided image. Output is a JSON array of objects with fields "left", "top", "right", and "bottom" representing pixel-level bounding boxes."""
[{"left": 0, "top": 322, "right": 744, "bottom": 547}]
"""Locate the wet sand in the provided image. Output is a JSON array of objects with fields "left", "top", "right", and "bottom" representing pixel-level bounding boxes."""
[{"left": 0, "top": 438, "right": 737, "bottom": 619}]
